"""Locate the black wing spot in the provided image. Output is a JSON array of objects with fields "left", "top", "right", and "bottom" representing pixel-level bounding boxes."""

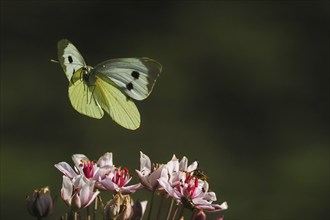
[
  {"left": 131, "top": 71, "right": 140, "bottom": 79},
  {"left": 68, "top": 56, "right": 73, "bottom": 63},
  {"left": 126, "top": 82, "right": 133, "bottom": 91}
]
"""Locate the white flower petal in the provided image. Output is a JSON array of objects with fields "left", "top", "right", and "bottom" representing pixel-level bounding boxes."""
[
  {"left": 55, "top": 162, "right": 77, "bottom": 178},
  {"left": 97, "top": 152, "right": 113, "bottom": 167},
  {"left": 61, "top": 176, "right": 73, "bottom": 201},
  {"left": 158, "top": 177, "right": 181, "bottom": 200},
  {"left": 98, "top": 176, "right": 118, "bottom": 191},
  {"left": 187, "top": 161, "right": 198, "bottom": 172},
  {"left": 79, "top": 179, "right": 94, "bottom": 206},
  {"left": 139, "top": 151, "right": 151, "bottom": 173},
  {"left": 203, "top": 191, "right": 217, "bottom": 201},
  {"left": 179, "top": 156, "right": 188, "bottom": 171},
  {"left": 121, "top": 183, "right": 144, "bottom": 194},
  {"left": 82, "top": 190, "right": 100, "bottom": 209},
  {"left": 220, "top": 201, "right": 228, "bottom": 210},
  {"left": 72, "top": 154, "right": 89, "bottom": 168}
]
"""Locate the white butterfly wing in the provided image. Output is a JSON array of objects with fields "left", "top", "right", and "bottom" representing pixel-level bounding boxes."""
[
  {"left": 93, "top": 75, "right": 140, "bottom": 130},
  {"left": 93, "top": 58, "right": 162, "bottom": 100},
  {"left": 68, "top": 68, "right": 104, "bottom": 119},
  {"left": 58, "top": 39, "right": 86, "bottom": 81}
]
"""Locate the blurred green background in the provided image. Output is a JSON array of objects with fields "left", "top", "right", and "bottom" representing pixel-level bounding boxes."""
[{"left": 1, "top": 1, "right": 329, "bottom": 220}]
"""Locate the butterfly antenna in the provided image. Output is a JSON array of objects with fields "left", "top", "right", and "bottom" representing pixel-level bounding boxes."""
[{"left": 50, "top": 59, "right": 59, "bottom": 63}]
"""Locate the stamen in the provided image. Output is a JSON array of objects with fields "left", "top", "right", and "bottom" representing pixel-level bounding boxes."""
[{"left": 81, "top": 160, "right": 95, "bottom": 179}]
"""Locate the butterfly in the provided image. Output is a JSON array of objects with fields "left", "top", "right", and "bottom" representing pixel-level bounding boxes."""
[{"left": 55, "top": 39, "right": 162, "bottom": 130}]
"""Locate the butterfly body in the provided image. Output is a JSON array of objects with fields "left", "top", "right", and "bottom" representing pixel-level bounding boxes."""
[
  {"left": 56, "top": 39, "right": 161, "bottom": 130},
  {"left": 81, "top": 66, "right": 94, "bottom": 85}
]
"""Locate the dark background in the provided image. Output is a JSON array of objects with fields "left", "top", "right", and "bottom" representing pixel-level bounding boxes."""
[{"left": 1, "top": 1, "right": 329, "bottom": 220}]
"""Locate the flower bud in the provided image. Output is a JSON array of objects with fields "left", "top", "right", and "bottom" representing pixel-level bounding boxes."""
[
  {"left": 192, "top": 210, "right": 206, "bottom": 220},
  {"left": 104, "top": 192, "right": 134, "bottom": 220},
  {"left": 26, "top": 186, "right": 54, "bottom": 218}
]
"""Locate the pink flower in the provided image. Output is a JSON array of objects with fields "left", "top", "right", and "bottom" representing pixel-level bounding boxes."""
[
  {"left": 54, "top": 153, "right": 114, "bottom": 181},
  {"left": 55, "top": 152, "right": 141, "bottom": 193},
  {"left": 96, "top": 166, "right": 143, "bottom": 194},
  {"left": 61, "top": 175, "right": 100, "bottom": 210},
  {"left": 135, "top": 151, "right": 167, "bottom": 191},
  {"left": 158, "top": 171, "right": 228, "bottom": 212},
  {"left": 72, "top": 154, "right": 99, "bottom": 179},
  {"left": 136, "top": 152, "right": 200, "bottom": 194},
  {"left": 162, "top": 155, "right": 200, "bottom": 188}
]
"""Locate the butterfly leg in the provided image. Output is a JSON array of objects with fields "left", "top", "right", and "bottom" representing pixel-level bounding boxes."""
[{"left": 89, "top": 85, "right": 97, "bottom": 105}]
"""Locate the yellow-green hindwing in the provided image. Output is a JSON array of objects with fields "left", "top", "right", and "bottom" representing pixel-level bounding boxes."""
[
  {"left": 68, "top": 68, "right": 104, "bottom": 119},
  {"left": 93, "top": 76, "right": 140, "bottom": 130}
]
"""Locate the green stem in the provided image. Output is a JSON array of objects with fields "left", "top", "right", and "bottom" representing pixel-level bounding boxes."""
[
  {"left": 166, "top": 199, "right": 174, "bottom": 220},
  {"left": 68, "top": 210, "right": 76, "bottom": 220},
  {"left": 73, "top": 211, "right": 78, "bottom": 220},
  {"left": 147, "top": 190, "right": 155, "bottom": 220},
  {"left": 86, "top": 206, "right": 91, "bottom": 220},
  {"left": 177, "top": 206, "right": 185, "bottom": 220},
  {"left": 156, "top": 195, "right": 165, "bottom": 220},
  {"left": 171, "top": 205, "right": 179, "bottom": 220},
  {"left": 93, "top": 193, "right": 98, "bottom": 220}
]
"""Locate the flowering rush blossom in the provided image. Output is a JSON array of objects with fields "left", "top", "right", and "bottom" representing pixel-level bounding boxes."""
[
  {"left": 61, "top": 175, "right": 100, "bottom": 210},
  {"left": 136, "top": 151, "right": 227, "bottom": 216},
  {"left": 135, "top": 152, "right": 199, "bottom": 191},
  {"left": 135, "top": 151, "right": 167, "bottom": 191},
  {"left": 165, "top": 154, "right": 199, "bottom": 174},
  {"left": 55, "top": 152, "right": 142, "bottom": 194},
  {"left": 158, "top": 162, "right": 228, "bottom": 212}
]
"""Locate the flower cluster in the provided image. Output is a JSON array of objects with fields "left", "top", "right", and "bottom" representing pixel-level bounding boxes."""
[
  {"left": 136, "top": 152, "right": 228, "bottom": 213},
  {"left": 55, "top": 152, "right": 142, "bottom": 195},
  {"left": 27, "top": 151, "right": 228, "bottom": 220}
]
